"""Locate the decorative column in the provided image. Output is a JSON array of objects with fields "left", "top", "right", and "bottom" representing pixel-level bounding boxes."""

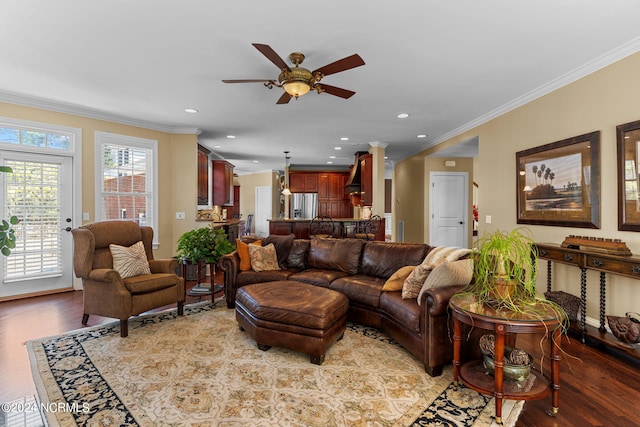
[{"left": 369, "top": 141, "right": 387, "bottom": 217}]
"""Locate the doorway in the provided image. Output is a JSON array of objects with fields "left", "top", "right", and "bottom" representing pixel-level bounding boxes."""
[
  {"left": 429, "top": 171, "right": 468, "bottom": 248},
  {"left": 254, "top": 186, "right": 272, "bottom": 237},
  {"left": 1, "top": 152, "right": 75, "bottom": 298}
]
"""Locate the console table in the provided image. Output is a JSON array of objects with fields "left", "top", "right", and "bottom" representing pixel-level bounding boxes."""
[
  {"left": 450, "top": 293, "right": 563, "bottom": 424},
  {"left": 535, "top": 243, "right": 640, "bottom": 360}
]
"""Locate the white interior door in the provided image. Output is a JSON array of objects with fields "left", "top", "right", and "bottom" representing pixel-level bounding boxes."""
[
  {"left": 254, "top": 186, "right": 272, "bottom": 237},
  {"left": 1, "top": 152, "right": 74, "bottom": 298},
  {"left": 429, "top": 172, "right": 468, "bottom": 248}
]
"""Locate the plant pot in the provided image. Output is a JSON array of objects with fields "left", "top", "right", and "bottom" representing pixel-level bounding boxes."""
[
  {"left": 487, "top": 277, "right": 517, "bottom": 301},
  {"left": 483, "top": 346, "right": 533, "bottom": 382}
]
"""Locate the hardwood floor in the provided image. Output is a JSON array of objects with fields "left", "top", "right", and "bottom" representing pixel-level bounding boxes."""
[{"left": 2, "top": 283, "right": 640, "bottom": 426}]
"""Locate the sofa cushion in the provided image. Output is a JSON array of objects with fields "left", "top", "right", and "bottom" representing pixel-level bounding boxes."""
[
  {"left": 285, "top": 239, "right": 310, "bottom": 269},
  {"left": 109, "top": 241, "right": 151, "bottom": 279},
  {"left": 306, "top": 237, "right": 364, "bottom": 275},
  {"left": 382, "top": 266, "right": 416, "bottom": 291},
  {"left": 402, "top": 246, "right": 471, "bottom": 299},
  {"left": 330, "top": 275, "right": 386, "bottom": 308},
  {"left": 236, "top": 238, "right": 262, "bottom": 271},
  {"left": 289, "top": 269, "right": 350, "bottom": 288},
  {"left": 360, "top": 242, "right": 429, "bottom": 278},
  {"left": 237, "top": 269, "right": 297, "bottom": 287},
  {"left": 249, "top": 243, "right": 281, "bottom": 272},
  {"left": 123, "top": 273, "right": 179, "bottom": 294},
  {"left": 416, "top": 259, "right": 473, "bottom": 305},
  {"left": 379, "top": 291, "right": 420, "bottom": 333},
  {"left": 262, "top": 234, "right": 295, "bottom": 268}
]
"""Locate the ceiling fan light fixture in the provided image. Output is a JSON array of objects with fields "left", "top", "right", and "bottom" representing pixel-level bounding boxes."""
[
  {"left": 283, "top": 80, "right": 311, "bottom": 98},
  {"left": 280, "top": 66, "right": 314, "bottom": 98}
]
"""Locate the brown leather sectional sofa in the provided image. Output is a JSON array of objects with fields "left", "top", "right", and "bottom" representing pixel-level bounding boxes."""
[{"left": 219, "top": 234, "right": 476, "bottom": 376}]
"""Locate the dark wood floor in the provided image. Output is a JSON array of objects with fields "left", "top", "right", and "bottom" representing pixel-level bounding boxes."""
[{"left": 2, "top": 282, "right": 640, "bottom": 426}]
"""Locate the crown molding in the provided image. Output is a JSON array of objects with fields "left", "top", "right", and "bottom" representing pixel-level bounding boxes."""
[
  {"left": 407, "top": 36, "right": 640, "bottom": 160},
  {"left": 0, "top": 90, "right": 202, "bottom": 135}
]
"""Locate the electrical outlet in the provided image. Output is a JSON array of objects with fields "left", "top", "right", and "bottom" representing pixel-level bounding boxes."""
[
  {"left": 176, "top": 212, "right": 185, "bottom": 220},
  {"left": 485, "top": 215, "right": 492, "bottom": 224},
  {"left": 82, "top": 212, "right": 90, "bottom": 221}
]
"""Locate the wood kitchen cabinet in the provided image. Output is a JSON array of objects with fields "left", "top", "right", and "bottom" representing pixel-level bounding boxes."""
[
  {"left": 360, "top": 153, "right": 373, "bottom": 207},
  {"left": 289, "top": 172, "right": 318, "bottom": 193},
  {"left": 197, "top": 144, "right": 210, "bottom": 205},
  {"left": 212, "top": 160, "right": 234, "bottom": 207}
]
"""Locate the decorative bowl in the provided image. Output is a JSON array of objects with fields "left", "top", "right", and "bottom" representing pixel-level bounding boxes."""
[{"left": 482, "top": 347, "right": 533, "bottom": 382}]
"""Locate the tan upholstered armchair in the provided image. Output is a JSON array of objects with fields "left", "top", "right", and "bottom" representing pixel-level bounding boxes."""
[{"left": 71, "top": 221, "right": 184, "bottom": 337}]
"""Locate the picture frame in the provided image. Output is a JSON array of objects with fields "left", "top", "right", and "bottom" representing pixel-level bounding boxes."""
[
  {"left": 617, "top": 119, "right": 640, "bottom": 231},
  {"left": 516, "top": 131, "right": 600, "bottom": 228}
]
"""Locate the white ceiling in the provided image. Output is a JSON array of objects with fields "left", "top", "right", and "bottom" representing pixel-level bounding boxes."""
[{"left": 2, "top": 1, "right": 640, "bottom": 174}]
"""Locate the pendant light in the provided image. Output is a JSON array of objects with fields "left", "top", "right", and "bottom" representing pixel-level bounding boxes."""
[{"left": 282, "top": 151, "right": 292, "bottom": 196}]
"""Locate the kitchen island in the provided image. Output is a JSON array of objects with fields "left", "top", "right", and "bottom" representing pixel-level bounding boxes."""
[{"left": 268, "top": 218, "right": 385, "bottom": 241}]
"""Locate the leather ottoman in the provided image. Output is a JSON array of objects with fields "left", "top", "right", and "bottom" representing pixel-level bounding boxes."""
[{"left": 235, "top": 280, "right": 349, "bottom": 365}]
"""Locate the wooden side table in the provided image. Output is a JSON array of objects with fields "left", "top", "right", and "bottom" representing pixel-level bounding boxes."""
[
  {"left": 449, "top": 293, "right": 563, "bottom": 425},
  {"left": 181, "top": 259, "right": 217, "bottom": 303}
]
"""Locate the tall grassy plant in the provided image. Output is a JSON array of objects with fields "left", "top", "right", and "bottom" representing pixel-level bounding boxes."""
[
  {"left": 472, "top": 228, "right": 539, "bottom": 310},
  {"left": 0, "top": 166, "right": 19, "bottom": 256}
]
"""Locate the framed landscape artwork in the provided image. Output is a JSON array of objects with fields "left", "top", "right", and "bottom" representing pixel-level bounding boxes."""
[
  {"left": 516, "top": 131, "right": 600, "bottom": 228},
  {"left": 617, "top": 119, "right": 640, "bottom": 231}
]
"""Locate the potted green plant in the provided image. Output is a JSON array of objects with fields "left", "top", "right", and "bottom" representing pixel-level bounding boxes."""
[
  {"left": 471, "top": 227, "right": 539, "bottom": 311},
  {"left": 0, "top": 166, "right": 19, "bottom": 256},
  {"left": 176, "top": 226, "right": 235, "bottom": 264}
]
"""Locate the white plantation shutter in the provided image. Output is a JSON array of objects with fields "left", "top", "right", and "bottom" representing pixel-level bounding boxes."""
[{"left": 3, "top": 159, "right": 63, "bottom": 280}]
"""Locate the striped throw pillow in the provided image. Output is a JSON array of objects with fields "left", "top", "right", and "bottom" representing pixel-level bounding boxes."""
[{"left": 110, "top": 241, "right": 152, "bottom": 278}]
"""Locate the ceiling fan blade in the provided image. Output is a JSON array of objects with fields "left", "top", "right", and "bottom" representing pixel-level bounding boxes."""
[
  {"left": 276, "top": 92, "right": 292, "bottom": 104},
  {"left": 312, "top": 54, "right": 365, "bottom": 77},
  {"left": 252, "top": 43, "right": 290, "bottom": 71},
  {"left": 316, "top": 84, "right": 356, "bottom": 99},
  {"left": 222, "top": 79, "right": 273, "bottom": 83}
]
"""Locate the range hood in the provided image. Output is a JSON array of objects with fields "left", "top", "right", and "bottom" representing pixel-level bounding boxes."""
[{"left": 344, "top": 151, "right": 368, "bottom": 194}]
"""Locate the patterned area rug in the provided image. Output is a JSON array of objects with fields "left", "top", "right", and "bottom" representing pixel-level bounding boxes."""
[{"left": 27, "top": 302, "right": 523, "bottom": 427}]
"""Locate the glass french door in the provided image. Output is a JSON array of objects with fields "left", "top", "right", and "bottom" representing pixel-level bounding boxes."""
[{"left": 0, "top": 151, "right": 74, "bottom": 298}]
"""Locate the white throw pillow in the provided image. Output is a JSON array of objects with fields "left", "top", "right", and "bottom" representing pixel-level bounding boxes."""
[{"left": 416, "top": 259, "right": 473, "bottom": 305}]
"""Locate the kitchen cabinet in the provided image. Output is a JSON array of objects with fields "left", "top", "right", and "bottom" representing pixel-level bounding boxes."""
[
  {"left": 212, "top": 160, "right": 234, "bottom": 207},
  {"left": 229, "top": 185, "right": 241, "bottom": 219},
  {"left": 289, "top": 172, "right": 318, "bottom": 193},
  {"left": 360, "top": 153, "right": 373, "bottom": 207},
  {"left": 197, "top": 144, "right": 210, "bottom": 205}
]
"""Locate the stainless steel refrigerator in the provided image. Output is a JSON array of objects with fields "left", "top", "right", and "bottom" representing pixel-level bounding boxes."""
[{"left": 291, "top": 193, "right": 318, "bottom": 219}]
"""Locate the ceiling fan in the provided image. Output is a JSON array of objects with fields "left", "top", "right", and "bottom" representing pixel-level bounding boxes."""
[{"left": 222, "top": 43, "right": 365, "bottom": 104}]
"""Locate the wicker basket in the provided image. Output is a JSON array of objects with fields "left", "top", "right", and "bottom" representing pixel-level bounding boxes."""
[{"left": 544, "top": 290, "right": 580, "bottom": 321}]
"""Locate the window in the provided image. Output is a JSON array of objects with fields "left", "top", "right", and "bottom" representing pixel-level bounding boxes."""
[
  {"left": 95, "top": 132, "right": 158, "bottom": 246},
  {"left": 0, "top": 126, "right": 72, "bottom": 149}
]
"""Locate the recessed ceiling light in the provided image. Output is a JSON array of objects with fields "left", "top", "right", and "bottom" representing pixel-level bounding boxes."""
[
  {"left": 384, "top": 156, "right": 388, "bottom": 159},
  {"left": 184, "top": 108, "right": 198, "bottom": 113},
  {"left": 214, "top": 145, "right": 222, "bottom": 148},
  {"left": 340, "top": 137, "right": 349, "bottom": 141},
  {"left": 334, "top": 146, "right": 342, "bottom": 150},
  {"left": 253, "top": 160, "right": 259, "bottom": 163},
  {"left": 327, "top": 161, "right": 333, "bottom": 164},
  {"left": 329, "top": 155, "right": 336, "bottom": 159},
  {"left": 417, "top": 134, "right": 427, "bottom": 138},
  {"left": 226, "top": 135, "right": 236, "bottom": 139},
  {"left": 397, "top": 113, "right": 410, "bottom": 119}
]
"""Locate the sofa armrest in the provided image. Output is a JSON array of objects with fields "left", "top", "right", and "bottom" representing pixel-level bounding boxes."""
[
  {"left": 420, "top": 285, "right": 465, "bottom": 316},
  {"left": 149, "top": 258, "right": 178, "bottom": 274},
  {"left": 219, "top": 251, "right": 241, "bottom": 307}
]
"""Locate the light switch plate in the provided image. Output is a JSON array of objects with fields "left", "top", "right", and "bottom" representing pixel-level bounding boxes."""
[{"left": 485, "top": 215, "right": 492, "bottom": 224}]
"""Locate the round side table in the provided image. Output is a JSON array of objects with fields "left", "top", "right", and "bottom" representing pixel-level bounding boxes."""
[{"left": 449, "top": 293, "right": 563, "bottom": 425}]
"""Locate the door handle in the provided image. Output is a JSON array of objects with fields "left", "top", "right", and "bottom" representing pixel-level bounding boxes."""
[
  {"left": 459, "top": 221, "right": 464, "bottom": 224},
  {"left": 62, "top": 227, "right": 72, "bottom": 232}
]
